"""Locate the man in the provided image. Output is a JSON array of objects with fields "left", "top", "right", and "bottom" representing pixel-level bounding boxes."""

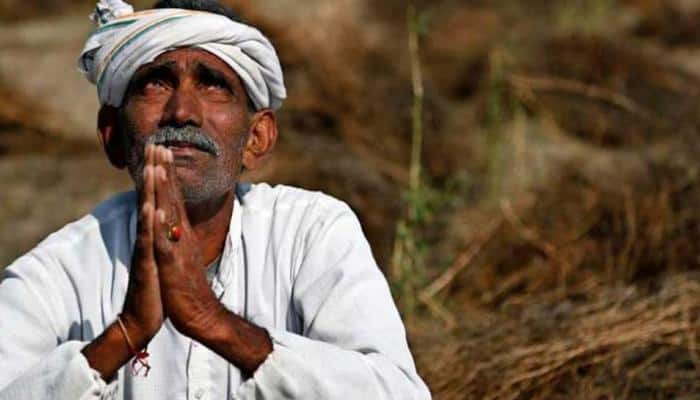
[{"left": 0, "top": 0, "right": 431, "bottom": 399}]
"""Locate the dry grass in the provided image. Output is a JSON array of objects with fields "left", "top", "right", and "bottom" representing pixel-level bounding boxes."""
[{"left": 414, "top": 274, "right": 700, "bottom": 399}]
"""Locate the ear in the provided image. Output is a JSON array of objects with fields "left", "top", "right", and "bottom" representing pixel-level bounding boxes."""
[
  {"left": 98, "top": 106, "right": 127, "bottom": 169},
  {"left": 242, "top": 109, "right": 278, "bottom": 171}
]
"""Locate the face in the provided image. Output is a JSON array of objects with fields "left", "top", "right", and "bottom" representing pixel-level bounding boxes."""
[{"left": 108, "top": 47, "right": 268, "bottom": 205}]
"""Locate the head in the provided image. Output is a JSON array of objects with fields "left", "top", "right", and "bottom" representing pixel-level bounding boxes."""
[{"left": 96, "top": 0, "right": 278, "bottom": 205}]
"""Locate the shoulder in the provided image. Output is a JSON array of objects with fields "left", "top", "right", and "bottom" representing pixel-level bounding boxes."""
[
  {"left": 6, "top": 191, "right": 136, "bottom": 275},
  {"left": 238, "top": 182, "right": 354, "bottom": 222},
  {"left": 237, "top": 183, "right": 365, "bottom": 257},
  {"left": 0, "top": 191, "right": 136, "bottom": 338},
  {"left": 37, "top": 191, "right": 135, "bottom": 252}
]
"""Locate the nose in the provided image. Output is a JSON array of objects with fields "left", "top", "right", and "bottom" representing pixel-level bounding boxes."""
[{"left": 161, "top": 79, "right": 203, "bottom": 127}]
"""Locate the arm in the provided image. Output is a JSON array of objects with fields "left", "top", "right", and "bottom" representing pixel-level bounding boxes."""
[
  {"left": 82, "top": 144, "right": 164, "bottom": 380},
  {"left": 144, "top": 145, "right": 273, "bottom": 375},
  {"left": 232, "top": 209, "right": 431, "bottom": 399},
  {"left": 0, "top": 145, "right": 165, "bottom": 399},
  {"left": 147, "top": 147, "right": 429, "bottom": 398},
  {"left": 158, "top": 205, "right": 429, "bottom": 399},
  {"left": 0, "top": 255, "right": 115, "bottom": 400}
]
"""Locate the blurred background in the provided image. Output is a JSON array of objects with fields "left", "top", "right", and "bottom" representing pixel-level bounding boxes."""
[{"left": 2, "top": 0, "right": 700, "bottom": 398}]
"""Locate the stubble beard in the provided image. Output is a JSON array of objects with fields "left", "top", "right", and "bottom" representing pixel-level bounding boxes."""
[{"left": 121, "top": 122, "right": 249, "bottom": 207}]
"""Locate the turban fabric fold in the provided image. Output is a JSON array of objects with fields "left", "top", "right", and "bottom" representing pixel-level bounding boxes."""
[{"left": 78, "top": 0, "right": 287, "bottom": 111}]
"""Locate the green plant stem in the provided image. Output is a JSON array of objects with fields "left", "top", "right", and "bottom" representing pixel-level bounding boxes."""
[
  {"left": 391, "top": 4, "right": 426, "bottom": 315},
  {"left": 408, "top": 4, "right": 424, "bottom": 204}
]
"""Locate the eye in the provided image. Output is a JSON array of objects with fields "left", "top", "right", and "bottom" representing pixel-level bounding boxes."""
[
  {"left": 203, "top": 77, "right": 231, "bottom": 92},
  {"left": 198, "top": 70, "right": 233, "bottom": 93},
  {"left": 149, "top": 76, "right": 172, "bottom": 88},
  {"left": 136, "top": 77, "right": 170, "bottom": 96}
]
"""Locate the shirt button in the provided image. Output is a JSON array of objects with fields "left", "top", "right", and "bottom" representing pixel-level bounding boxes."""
[{"left": 195, "top": 388, "right": 205, "bottom": 399}]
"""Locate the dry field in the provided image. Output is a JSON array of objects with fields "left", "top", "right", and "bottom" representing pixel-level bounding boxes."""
[{"left": 2, "top": 0, "right": 700, "bottom": 398}]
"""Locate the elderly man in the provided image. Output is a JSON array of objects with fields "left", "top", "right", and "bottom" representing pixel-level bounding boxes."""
[{"left": 0, "top": 0, "right": 430, "bottom": 399}]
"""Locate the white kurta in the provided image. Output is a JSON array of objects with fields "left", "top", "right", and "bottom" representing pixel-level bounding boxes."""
[{"left": 0, "top": 183, "right": 430, "bottom": 400}]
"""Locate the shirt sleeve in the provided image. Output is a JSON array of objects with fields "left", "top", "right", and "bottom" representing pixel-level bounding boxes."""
[
  {"left": 0, "top": 254, "right": 117, "bottom": 400},
  {"left": 235, "top": 206, "right": 431, "bottom": 399}
]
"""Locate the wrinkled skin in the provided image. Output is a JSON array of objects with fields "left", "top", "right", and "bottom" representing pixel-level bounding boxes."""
[{"left": 119, "top": 48, "right": 253, "bottom": 205}]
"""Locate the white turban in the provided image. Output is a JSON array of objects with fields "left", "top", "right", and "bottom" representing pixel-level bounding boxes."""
[{"left": 78, "top": 0, "right": 286, "bottom": 110}]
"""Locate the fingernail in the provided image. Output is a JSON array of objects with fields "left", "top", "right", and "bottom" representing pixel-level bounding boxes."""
[
  {"left": 158, "top": 166, "right": 167, "bottom": 181},
  {"left": 167, "top": 149, "right": 174, "bottom": 163},
  {"left": 143, "top": 165, "right": 151, "bottom": 180},
  {"left": 157, "top": 209, "right": 166, "bottom": 223}
]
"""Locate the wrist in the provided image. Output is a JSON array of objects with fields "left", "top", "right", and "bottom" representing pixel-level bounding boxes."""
[
  {"left": 184, "top": 302, "right": 230, "bottom": 343},
  {"left": 82, "top": 317, "right": 151, "bottom": 381},
  {"left": 119, "top": 312, "right": 158, "bottom": 350},
  {"left": 193, "top": 307, "right": 273, "bottom": 375}
]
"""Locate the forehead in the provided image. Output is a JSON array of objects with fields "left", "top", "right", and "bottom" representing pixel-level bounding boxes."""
[{"left": 136, "top": 47, "right": 242, "bottom": 84}]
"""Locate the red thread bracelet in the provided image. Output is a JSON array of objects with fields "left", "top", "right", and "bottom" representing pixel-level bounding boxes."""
[{"left": 116, "top": 315, "right": 151, "bottom": 377}]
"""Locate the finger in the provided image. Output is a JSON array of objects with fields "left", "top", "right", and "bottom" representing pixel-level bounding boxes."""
[
  {"left": 154, "top": 146, "right": 175, "bottom": 225},
  {"left": 156, "top": 146, "right": 185, "bottom": 224},
  {"left": 146, "top": 143, "right": 154, "bottom": 171},
  {"left": 135, "top": 163, "right": 156, "bottom": 265},
  {"left": 163, "top": 148, "right": 189, "bottom": 226},
  {"left": 137, "top": 145, "right": 151, "bottom": 206},
  {"left": 143, "top": 145, "right": 156, "bottom": 211},
  {"left": 143, "top": 147, "right": 156, "bottom": 241},
  {"left": 153, "top": 146, "right": 176, "bottom": 261}
]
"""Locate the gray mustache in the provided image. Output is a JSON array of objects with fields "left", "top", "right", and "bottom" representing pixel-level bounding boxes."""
[{"left": 146, "top": 126, "right": 220, "bottom": 157}]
